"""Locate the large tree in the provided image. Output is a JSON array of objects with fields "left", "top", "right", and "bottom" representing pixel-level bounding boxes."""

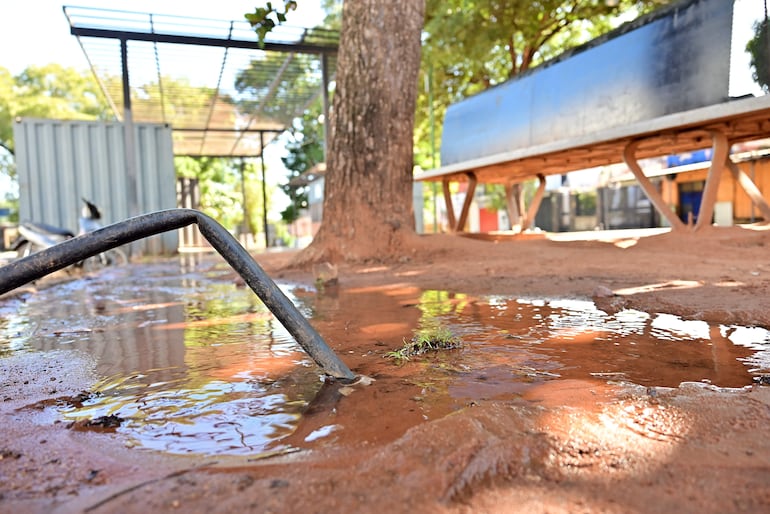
[{"left": 297, "top": 0, "right": 426, "bottom": 262}]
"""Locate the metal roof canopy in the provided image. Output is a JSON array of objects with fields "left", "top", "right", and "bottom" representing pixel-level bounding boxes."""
[
  {"left": 64, "top": 5, "right": 338, "bottom": 159},
  {"left": 64, "top": 6, "right": 337, "bottom": 240}
]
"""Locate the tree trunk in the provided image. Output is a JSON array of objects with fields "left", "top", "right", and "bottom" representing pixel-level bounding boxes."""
[{"left": 299, "top": 0, "right": 425, "bottom": 263}]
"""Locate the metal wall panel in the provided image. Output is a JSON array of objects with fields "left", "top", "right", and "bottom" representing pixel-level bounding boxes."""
[
  {"left": 441, "top": 0, "right": 735, "bottom": 166},
  {"left": 14, "top": 118, "right": 177, "bottom": 254}
]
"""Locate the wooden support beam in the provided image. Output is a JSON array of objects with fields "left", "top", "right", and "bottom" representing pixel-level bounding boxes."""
[
  {"left": 441, "top": 172, "right": 478, "bottom": 232},
  {"left": 726, "top": 158, "right": 770, "bottom": 221},
  {"left": 442, "top": 178, "right": 455, "bottom": 230},
  {"left": 624, "top": 140, "right": 687, "bottom": 231},
  {"left": 456, "top": 172, "right": 477, "bottom": 232},
  {"left": 504, "top": 173, "right": 546, "bottom": 232},
  {"left": 695, "top": 130, "right": 729, "bottom": 231},
  {"left": 524, "top": 173, "right": 547, "bottom": 230},
  {"left": 504, "top": 182, "right": 523, "bottom": 230}
]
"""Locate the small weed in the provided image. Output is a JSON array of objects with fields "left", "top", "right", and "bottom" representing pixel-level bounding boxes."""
[{"left": 385, "top": 325, "right": 463, "bottom": 362}]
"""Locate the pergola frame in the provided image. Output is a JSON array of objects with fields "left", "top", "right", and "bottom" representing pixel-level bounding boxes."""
[{"left": 64, "top": 6, "right": 338, "bottom": 247}]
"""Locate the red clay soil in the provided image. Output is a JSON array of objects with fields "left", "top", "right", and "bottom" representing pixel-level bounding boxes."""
[{"left": 2, "top": 225, "right": 770, "bottom": 513}]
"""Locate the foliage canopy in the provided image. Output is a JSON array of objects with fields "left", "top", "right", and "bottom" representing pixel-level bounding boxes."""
[
  {"left": 747, "top": 17, "right": 770, "bottom": 92},
  {"left": 0, "top": 64, "right": 109, "bottom": 155}
]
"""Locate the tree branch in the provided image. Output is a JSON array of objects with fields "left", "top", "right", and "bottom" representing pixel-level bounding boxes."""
[
  {"left": 0, "top": 140, "right": 14, "bottom": 156},
  {"left": 508, "top": 34, "right": 519, "bottom": 77}
]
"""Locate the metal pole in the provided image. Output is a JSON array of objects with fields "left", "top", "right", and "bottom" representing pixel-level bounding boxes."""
[
  {"left": 120, "top": 38, "right": 139, "bottom": 233},
  {"left": 428, "top": 63, "right": 438, "bottom": 233},
  {"left": 321, "top": 53, "right": 330, "bottom": 157},
  {"left": 260, "top": 131, "right": 269, "bottom": 249},
  {"left": 240, "top": 157, "right": 250, "bottom": 244}
]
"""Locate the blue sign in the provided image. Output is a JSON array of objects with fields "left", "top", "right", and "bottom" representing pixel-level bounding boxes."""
[{"left": 666, "top": 149, "right": 712, "bottom": 168}]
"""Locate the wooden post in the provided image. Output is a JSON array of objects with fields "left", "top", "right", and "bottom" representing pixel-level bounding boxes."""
[
  {"left": 504, "top": 182, "right": 522, "bottom": 230},
  {"left": 695, "top": 130, "right": 729, "bottom": 231},
  {"left": 624, "top": 140, "right": 687, "bottom": 231},
  {"left": 726, "top": 158, "right": 770, "bottom": 221},
  {"left": 442, "top": 178, "right": 456, "bottom": 230},
  {"left": 441, "top": 173, "right": 477, "bottom": 232},
  {"left": 456, "top": 172, "right": 478, "bottom": 232},
  {"left": 524, "top": 173, "right": 547, "bottom": 230}
]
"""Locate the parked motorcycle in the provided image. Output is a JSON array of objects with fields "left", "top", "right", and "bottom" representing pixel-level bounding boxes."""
[
  {"left": 11, "top": 220, "right": 75, "bottom": 258},
  {"left": 10, "top": 199, "right": 127, "bottom": 269},
  {"left": 77, "top": 199, "right": 128, "bottom": 269}
]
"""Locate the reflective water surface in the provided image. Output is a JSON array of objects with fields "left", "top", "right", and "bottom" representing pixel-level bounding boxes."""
[{"left": 1, "top": 260, "right": 768, "bottom": 456}]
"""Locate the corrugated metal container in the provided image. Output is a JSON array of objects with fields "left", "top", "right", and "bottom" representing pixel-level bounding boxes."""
[
  {"left": 440, "top": 0, "right": 734, "bottom": 166},
  {"left": 13, "top": 118, "right": 177, "bottom": 254}
]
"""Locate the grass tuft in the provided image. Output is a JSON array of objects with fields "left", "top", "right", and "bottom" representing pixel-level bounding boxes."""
[{"left": 385, "top": 325, "right": 463, "bottom": 362}]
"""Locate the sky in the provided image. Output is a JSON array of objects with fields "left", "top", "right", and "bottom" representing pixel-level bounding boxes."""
[
  {"left": 0, "top": 0, "right": 762, "bottom": 90},
  {"left": 730, "top": 0, "right": 765, "bottom": 98},
  {"left": 0, "top": 1, "right": 326, "bottom": 75}
]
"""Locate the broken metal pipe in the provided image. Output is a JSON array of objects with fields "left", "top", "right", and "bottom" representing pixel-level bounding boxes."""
[{"left": 0, "top": 208, "right": 355, "bottom": 380}]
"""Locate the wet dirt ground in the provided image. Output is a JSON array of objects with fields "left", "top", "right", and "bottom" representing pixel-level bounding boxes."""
[{"left": 2, "top": 226, "right": 770, "bottom": 513}]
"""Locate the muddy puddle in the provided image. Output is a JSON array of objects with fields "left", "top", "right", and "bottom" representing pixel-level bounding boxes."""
[{"left": 1, "top": 260, "right": 769, "bottom": 459}]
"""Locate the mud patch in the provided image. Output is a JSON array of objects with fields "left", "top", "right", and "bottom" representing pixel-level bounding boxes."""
[{"left": 2, "top": 247, "right": 770, "bottom": 513}]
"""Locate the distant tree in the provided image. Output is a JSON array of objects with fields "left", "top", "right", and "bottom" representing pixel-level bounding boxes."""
[
  {"left": 234, "top": 52, "right": 324, "bottom": 126},
  {"left": 0, "top": 64, "right": 110, "bottom": 218},
  {"left": 279, "top": 104, "right": 325, "bottom": 225},
  {"left": 320, "top": 0, "right": 342, "bottom": 29},
  {"left": 175, "top": 156, "right": 244, "bottom": 230},
  {"left": 0, "top": 64, "right": 109, "bottom": 156},
  {"left": 242, "top": 160, "right": 273, "bottom": 236},
  {"left": 0, "top": 68, "right": 14, "bottom": 156},
  {"left": 747, "top": 17, "right": 770, "bottom": 91}
]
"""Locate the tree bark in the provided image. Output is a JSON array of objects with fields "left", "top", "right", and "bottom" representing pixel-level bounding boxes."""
[{"left": 299, "top": 0, "right": 426, "bottom": 263}]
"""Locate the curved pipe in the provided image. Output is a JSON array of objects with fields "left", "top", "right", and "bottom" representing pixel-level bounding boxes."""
[{"left": 0, "top": 209, "right": 355, "bottom": 380}]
